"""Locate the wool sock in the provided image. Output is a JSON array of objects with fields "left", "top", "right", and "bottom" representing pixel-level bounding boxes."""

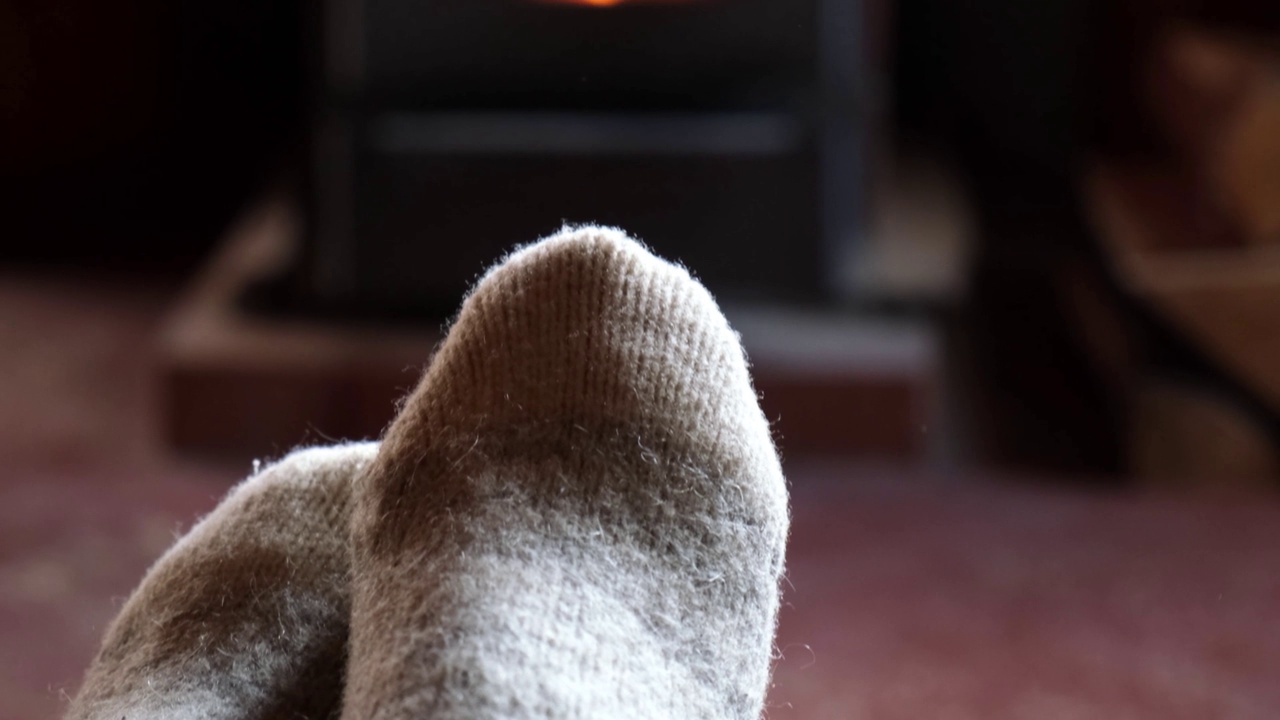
[
  {"left": 67, "top": 442, "right": 378, "bottom": 720},
  {"left": 343, "top": 227, "right": 790, "bottom": 719}
]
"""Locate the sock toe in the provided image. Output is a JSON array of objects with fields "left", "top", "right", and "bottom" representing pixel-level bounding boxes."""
[
  {"left": 391, "top": 225, "right": 778, "bottom": 482},
  {"left": 347, "top": 227, "right": 789, "bottom": 720},
  {"left": 68, "top": 442, "right": 379, "bottom": 720}
]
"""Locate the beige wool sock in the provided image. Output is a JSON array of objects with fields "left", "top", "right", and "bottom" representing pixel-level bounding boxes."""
[
  {"left": 343, "top": 227, "right": 790, "bottom": 719},
  {"left": 67, "top": 442, "right": 379, "bottom": 720}
]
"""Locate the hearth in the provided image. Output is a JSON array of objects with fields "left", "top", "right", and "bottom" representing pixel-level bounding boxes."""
[{"left": 300, "top": 0, "right": 871, "bottom": 317}]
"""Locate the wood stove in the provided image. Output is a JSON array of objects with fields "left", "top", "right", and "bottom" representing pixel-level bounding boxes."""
[{"left": 302, "top": 0, "right": 869, "bottom": 317}]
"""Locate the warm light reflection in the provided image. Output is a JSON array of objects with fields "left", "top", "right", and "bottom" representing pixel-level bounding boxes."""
[{"left": 536, "top": 0, "right": 692, "bottom": 7}]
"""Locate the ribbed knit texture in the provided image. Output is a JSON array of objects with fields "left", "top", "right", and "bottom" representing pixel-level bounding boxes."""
[
  {"left": 66, "top": 442, "right": 378, "bottom": 720},
  {"left": 343, "top": 226, "right": 790, "bottom": 719}
]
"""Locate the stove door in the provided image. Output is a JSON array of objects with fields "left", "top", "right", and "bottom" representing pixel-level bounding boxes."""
[{"left": 325, "top": 0, "right": 817, "bottom": 111}]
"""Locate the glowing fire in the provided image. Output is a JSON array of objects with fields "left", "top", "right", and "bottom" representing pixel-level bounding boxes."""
[{"left": 537, "top": 0, "right": 684, "bottom": 7}]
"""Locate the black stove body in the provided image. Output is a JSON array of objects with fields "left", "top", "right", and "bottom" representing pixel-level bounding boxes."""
[{"left": 304, "top": 0, "right": 868, "bottom": 315}]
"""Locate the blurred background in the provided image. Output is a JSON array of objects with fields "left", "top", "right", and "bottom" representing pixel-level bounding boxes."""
[{"left": 3, "top": 0, "right": 1280, "bottom": 717}]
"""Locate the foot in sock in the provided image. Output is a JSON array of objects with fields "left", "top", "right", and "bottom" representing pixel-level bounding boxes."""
[
  {"left": 344, "top": 227, "right": 790, "bottom": 719},
  {"left": 67, "top": 443, "right": 378, "bottom": 720}
]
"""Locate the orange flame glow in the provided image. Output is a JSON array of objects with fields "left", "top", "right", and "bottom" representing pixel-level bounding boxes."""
[{"left": 536, "top": 0, "right": 688, "bottom": 7}]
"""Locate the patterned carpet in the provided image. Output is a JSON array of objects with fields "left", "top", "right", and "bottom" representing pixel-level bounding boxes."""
[
  {"left": 772, "top": 467, "right": 1280, "bottom": 719},
  {"left": 0, "top": 272, "right": 242, "bottom": 720},
  {"left": 3, "top": 271, "right": 1279, "bottom": 720}
]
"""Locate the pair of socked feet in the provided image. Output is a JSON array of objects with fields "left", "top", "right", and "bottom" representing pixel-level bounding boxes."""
[{"left": 66, "top": 228, "right": 790, "bottom": 720}]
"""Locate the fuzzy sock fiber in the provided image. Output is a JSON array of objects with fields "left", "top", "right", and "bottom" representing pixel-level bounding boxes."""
[
  {"left": 343, "top": 227, "right": 790, "bottom": 719},
  {"left": 66, "top": 443, "right": 378, "bottom": 720}
]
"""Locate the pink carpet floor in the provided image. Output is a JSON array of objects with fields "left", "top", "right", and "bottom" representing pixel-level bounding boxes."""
[{"left": 3, "top": 271, "right": 1279, "bottom": 720}]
